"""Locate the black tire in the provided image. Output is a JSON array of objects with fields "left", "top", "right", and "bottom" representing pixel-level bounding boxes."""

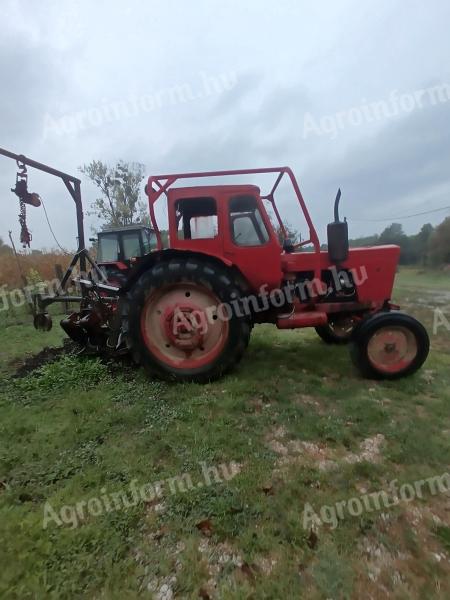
[
  {"left": 349, "top": 312, "right": 429, "bottom": 380},
  {"left": 315, "top": 316, "right": 357, "bottom": 345},
  {"left": 124, "top": 257, "right": 250, "bottom": 382}
]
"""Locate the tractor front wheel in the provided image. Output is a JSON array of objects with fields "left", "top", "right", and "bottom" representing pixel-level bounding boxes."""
[
  {"left": 125, "top": 258, "right": 250, "bottom": 382},
  {"left": 350, "top": 312, "right": 429, "bottom": 379}
]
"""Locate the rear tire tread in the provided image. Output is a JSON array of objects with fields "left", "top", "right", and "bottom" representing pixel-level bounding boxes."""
[{"left": 124, "top": 258, "right": 250, "bottom": 382}]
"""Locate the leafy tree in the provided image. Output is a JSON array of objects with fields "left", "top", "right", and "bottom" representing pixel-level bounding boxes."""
[
  {"left": 413, "top": 223, "right": 434, "bottom": 265},
  {"left": 80, "top": 160, "right": 147, "bottom": 227},
  {"left": 379, "top": 223, "right": 407, "bottom": 246},
  {"left": 417, "top": 223, "right": 434, "bottom": 244},
  {"left": 428, "top": 217, "right": 450, "bottom": 265},
  {"left": 378, "top": 223, "right": 416, "bottom": 265}
]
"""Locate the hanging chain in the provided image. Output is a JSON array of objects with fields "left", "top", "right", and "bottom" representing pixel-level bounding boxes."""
[
  {"left": 13, "top": 160, "right": 32, "bottom": 247},
  {"left": 19, "top": 199, "right": 31, "bottom": 247}
]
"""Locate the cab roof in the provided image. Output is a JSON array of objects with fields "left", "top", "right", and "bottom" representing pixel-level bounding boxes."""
[
  {"left": 99, "top": 224, "right": 153, "bottom": 234},
  {"left": 169, "top": 184, "right": 260, "bottom": 196}
]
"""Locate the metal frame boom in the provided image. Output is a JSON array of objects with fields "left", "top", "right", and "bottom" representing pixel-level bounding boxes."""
[{"left": 0, "top": 147, "right": 101, "bottom": 306}]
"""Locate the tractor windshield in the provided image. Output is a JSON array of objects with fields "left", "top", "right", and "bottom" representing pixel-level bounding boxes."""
[
  {"left": 97, "top": 233, "right": 120, "bottom": 262},
  {"left": 122, "top": 231, "right": 142, "bottom": 259},
  {"left": 229, "top": 195, "right": 270, "bottom": 246},
  {"left": 98, "top": 228, "right": 157, "bottom": 262}
]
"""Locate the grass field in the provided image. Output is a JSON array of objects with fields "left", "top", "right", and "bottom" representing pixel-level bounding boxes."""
[{"left": 0, "top": 267, "right": 449, "bottom": 599}]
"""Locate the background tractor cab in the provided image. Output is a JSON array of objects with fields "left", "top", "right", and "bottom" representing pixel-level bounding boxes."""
[{"left": 95, "top": 225, "right": 157, "bottom": 285}]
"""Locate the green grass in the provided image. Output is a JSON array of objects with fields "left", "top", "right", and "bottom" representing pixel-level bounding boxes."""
[
  {"left": 394, "top": 266, "right": 450, "bottom": 291},
  {"left": 0, "top": 268, "right": 449, "bottom": 599}
]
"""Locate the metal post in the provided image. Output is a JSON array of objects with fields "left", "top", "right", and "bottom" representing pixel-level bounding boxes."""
[{"left": 74, "top": 180, "right": 86, "bottom": 274}]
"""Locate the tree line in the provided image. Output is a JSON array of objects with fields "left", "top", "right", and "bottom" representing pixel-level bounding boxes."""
[{"left": 348, "top": 219, "right": 450, "bottom": 266}]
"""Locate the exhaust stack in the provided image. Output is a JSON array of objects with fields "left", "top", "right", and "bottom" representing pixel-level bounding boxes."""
[{"left": 327, "top": 188, "right": 349, "bottom": 264}]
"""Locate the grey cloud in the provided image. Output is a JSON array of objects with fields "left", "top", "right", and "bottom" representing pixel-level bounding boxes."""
[
  {"left": 306, "top": 100, "right": 450, "bottom": 226},
  {"left": 0, "top": 36, "right": 69, "bottom": 145},
  {"left": 1, "top": 0, "right": 450, "bottom": 247}
]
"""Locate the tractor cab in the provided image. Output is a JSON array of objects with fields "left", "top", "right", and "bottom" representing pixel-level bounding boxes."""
[
  {"left": 166, "top": 185, "right": 282, "bottom": 290},
  {"left": 96, "top": 225, "right": 157, "bottom": 284}
]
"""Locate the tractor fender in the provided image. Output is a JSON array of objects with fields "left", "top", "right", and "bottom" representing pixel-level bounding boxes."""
[{"left": 120, "top": 248, "right": 250, "bottom": 294}]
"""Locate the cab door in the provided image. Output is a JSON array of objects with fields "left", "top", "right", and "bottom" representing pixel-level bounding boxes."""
[
  {"left": 168, "top": 187, "right": 223, "bottom": 257},
  {"left": 222, "top": 191, "right": 282, "bottom": 291}
]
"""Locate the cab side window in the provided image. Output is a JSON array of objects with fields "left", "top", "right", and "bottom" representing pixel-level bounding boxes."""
[
  {"left": 229, "top": 195, "right": 269, "bottom": 246},
  {"left": 176, "top": 197, "right": 218, "bottom": 240}
]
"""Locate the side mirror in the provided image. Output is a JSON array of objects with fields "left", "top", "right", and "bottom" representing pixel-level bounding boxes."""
[{"left": 327, "top": 188, "right": 349, "bottom": 263}]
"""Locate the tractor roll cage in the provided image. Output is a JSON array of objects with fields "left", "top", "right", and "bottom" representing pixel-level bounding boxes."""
[{"left": 146, "top": 166, "right": 321, "bottom": 253}]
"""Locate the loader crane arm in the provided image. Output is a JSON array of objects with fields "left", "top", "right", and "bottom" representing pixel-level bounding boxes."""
[{"left": 0, "top": 146, "right": 108, "bottom": 320}]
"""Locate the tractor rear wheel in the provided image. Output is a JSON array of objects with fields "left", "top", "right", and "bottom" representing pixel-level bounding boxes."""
[
  {"left": 125, "top": 258, "right": 250, "bottom": 382},
  {"left": 315, "top": 315, "right": 357, "bottom": 344},
  {"left": 350, "top": 312, "right": 429, "bottom": 379}
]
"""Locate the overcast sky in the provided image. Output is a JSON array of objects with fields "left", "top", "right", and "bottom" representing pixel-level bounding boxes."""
[{"left": 1, "top": 0, "right": 449, "bottom": 250}]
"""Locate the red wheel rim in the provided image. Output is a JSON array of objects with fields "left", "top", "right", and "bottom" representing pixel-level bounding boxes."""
[
  {"left": 367, "top": 326, "right": 418, "bottom": 373},
  {"left": 140, "top": 283, "right": 229, "bottom": 370}
]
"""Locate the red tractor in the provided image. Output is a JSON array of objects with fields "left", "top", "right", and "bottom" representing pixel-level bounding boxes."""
[
  {"left": 1, "top": 150, "right": 429, "bottom": 383},
  {"left": 112, "top": 166, "right": 429, "bottom": 382}
]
